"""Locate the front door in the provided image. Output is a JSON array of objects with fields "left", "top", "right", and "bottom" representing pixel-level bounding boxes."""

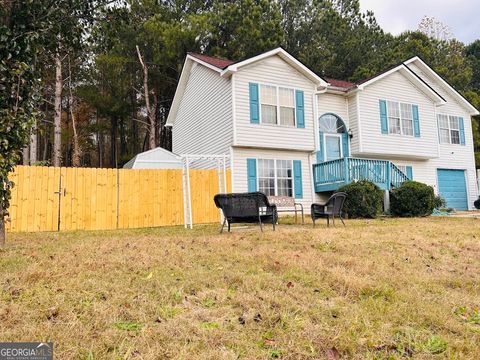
[{"left": 325, "top": 135, "right": 342, "bottom": 161}]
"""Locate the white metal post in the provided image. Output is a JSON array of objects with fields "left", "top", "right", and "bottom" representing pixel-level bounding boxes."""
[
  {"left": 185, "top": 155, "right": 193, "bottom": 229},
  {"left": 180, "top": 154, "right": 230, "bottom": 229}
]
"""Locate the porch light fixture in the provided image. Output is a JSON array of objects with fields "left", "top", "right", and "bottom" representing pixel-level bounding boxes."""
[{"left": 348, "top": 128, "right": 353, "bottom": 139}]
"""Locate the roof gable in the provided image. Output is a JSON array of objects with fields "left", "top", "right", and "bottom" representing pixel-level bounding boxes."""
[
  {"left": 220, "top": 47, "right": 329, "bottom": 86},
  {"left": 355, "top": 63, "right": 446, "bottom": 105},
  {"left": 404, "top": 57, "right": 479, "bottom": 115}
]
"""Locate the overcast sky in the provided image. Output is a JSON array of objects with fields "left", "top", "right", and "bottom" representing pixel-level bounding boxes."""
[{"left": 360, "top": 0, "right": 479, "bottom": 44}]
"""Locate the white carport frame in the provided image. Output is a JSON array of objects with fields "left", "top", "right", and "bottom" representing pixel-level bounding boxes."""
[{"left": 181, "top": 154, "right": 229, "bottom": 229}]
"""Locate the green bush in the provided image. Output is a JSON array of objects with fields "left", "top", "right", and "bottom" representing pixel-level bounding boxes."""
[
  {"left": 390, "top": 181, "right": 440, "bottom": 217},
  {"left": 433, "top": 195, "right": 447, "bottom": 209},
  {"left": 337, "top": 180, "right": 383, "bottom": 218}
]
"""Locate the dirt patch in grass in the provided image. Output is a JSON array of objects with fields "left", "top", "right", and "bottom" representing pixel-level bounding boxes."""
[{"left": 1, "top": 217, "right": 479, "bottom": 359}]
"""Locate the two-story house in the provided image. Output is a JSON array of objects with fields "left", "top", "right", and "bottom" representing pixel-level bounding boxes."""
[{"left": 166, "top": 48, "right": 479, "bottom": 211}]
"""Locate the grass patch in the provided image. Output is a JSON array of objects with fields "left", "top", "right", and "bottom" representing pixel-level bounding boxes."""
[
  {"left": 199, "top": 321, "right": 219, "bottom": 330},
  {"left": 1, "top": 217, "right": 479, "bottom": 358},
  {"left": 113, "top": 321, "right": 143, "bottom": 331},
  {"left": 423, "top": 335, "right": 448, "bottom": 354}
]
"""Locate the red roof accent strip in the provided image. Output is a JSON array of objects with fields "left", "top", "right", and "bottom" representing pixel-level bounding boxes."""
[
  {"left": 188, "top": 53, "right": 235, "bottom": 69},
  {"left": 325, "top": 78, "right": 355, "bottom": 90}
]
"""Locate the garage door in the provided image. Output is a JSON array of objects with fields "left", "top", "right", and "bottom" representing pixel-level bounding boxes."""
[{"left": 437, "top": 169, "right": 468, "bottom": 210}]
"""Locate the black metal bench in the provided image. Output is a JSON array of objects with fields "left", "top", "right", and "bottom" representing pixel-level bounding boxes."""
[{"left": 214, "top": 192, "right": 278, "bottom": 233}]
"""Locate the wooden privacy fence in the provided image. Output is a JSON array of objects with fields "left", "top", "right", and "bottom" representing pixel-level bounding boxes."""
[{"left": 6, "top": 166, "right": 231, "bottom": 232}]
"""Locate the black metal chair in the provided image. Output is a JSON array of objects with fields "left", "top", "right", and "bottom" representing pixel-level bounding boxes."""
[
  {"left": 214, "top": 192, "right": 278, "bottom": 233},
  {"left": 311, "top": 192, "right": 347, "bottom": 227}
]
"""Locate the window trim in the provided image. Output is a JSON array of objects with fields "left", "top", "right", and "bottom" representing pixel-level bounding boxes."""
[
  {"left": 437, "top": 113, "right": 461, "bottom": 145},
  {"left": 257, "top": 158, "right": 294, "bottom": 197},
  {"left": 258, "top": 82, "right": 297, "bottom": 127},
  {"left": 385, "top": 100, "right": 414, "bottom": 137}
]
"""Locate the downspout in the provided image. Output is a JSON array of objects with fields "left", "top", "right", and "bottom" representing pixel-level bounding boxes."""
[{"left": 310, "top": 86, "right": 327, "bottom": 201}]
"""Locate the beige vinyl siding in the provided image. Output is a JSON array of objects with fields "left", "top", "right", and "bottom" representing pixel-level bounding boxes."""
[
  {"left": 317, "top": 93, "right": 349, "bottom": 124},
  {"left": 172, "top": 63, "right": 233, "bottom": 167},
  {"left": 231, "top": 147, "right": 314, "bottom": 211},
  {"left": 358, "top": 71, "right": 438, "bottom": 159},
  {"left": 234, "top": 56, "right": 316, "bottom": 151},
  {"left": 407, "top": 63, "right": 478, "bottom": 208},
  {"left": 347, "top": 95, "right": 360, "bottom": 154}
]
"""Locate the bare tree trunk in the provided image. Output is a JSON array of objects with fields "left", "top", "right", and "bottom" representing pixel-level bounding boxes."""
[
  {"left": 53, "top": 52, "right": 62, "bottom": 167},
  {"left": 42, "top": 127, "right": 49, "bottom": 162},
  {"left": 110, "top": 115, "right": 117, "bottom": 167},
  {"left": 153, "top": 91, "right": 159, "bottom": 147},
  {"left": 136, "top": 45, "right": 155, "bottom": 150},
  {"left": 29, "top": 120, "right": 37, "bottom": 164},
  {"left": 96, "top": 109, "right": 103, "bottom": 168},
  {"left": 22, "top": 146, "right": 29, "bottom": 165},
  {"left": 68, "top": 56, "right": 81, "bottom": 167},
  {"left": 0, "top": 209, "right": 5, "bottom": 248}
]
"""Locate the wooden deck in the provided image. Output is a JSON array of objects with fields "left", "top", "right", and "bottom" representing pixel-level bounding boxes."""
[{"left": 313, "top": 157, "right": 409, "bottom": 192}]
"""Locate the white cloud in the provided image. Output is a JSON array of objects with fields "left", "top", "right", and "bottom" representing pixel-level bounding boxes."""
[{"left": 360, "top": 0, "right": 479, "bottom": 44}]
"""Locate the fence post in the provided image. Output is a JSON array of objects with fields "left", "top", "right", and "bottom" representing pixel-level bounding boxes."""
[{"left": 54, "top": 173, "right": 62, "bottom": 231}]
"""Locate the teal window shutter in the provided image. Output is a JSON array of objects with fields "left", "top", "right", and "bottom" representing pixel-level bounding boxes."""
[
  {"left": 459, "top": 117, "right": 465, "bottom": 145},
  {"left": 247, "top": 158, "right": 257, "bottom": 192},
  {"left": 406, "top": 166, "right": 413, "bottom": 180},
  {"left": 295, "top": 90, "right": 305, "bottom": 128},
  {"left": 379, "top": 99, "right": 388, "bottom": 134},
  {"left": 293, "top": 160, "right": 303, "bottom": 199},
  {"left": 316, "top": 132, "right": 325, "bottom": 163},
  {"left": 249, "top": 83, "right": 259, "bottom": 124},
  {"left": 412, "top": 105, "right": 420, "bottom": 137},
  {"left": 342, "top": 132, "right": 349, "bottom": 157}
]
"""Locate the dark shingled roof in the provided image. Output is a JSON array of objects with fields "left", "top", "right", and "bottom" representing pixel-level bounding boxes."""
[
  {"left": 187, "top": 53, "right": 235, "bottom": 70},
  {"left": 325, "top": 78, "right": 356, "bottom": 90},
  {"left": 187, "top": 53, "right": 441, "bottom": 99}
]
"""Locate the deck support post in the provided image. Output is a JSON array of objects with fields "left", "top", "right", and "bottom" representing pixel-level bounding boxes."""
[
  {"left": 383, "top": 190, "right": 390, "bottom": 213},
  {"left": 344, "top": 157, "right": 350, "bottom": 183}
]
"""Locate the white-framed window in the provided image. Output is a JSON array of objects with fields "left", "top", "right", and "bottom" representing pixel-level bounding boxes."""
[
  {"left": 258, "top": 159, "right": 293, "bottom": 196},
  {"left": 260, "top": 85, "right": 277, "bottom": 124},
  {"left": 437, "top": 114, "right": 461, "bottom": 144},
  {"left": 386, "top": 100, "right": 414, "bottom": 136},
  {"left": 259, "top": 84, "right": 296, "bottom": 126}
]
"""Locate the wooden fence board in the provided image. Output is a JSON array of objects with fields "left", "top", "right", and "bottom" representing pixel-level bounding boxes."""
[{"left": 6, "top": 166, "right": 230, "bottom": 232}]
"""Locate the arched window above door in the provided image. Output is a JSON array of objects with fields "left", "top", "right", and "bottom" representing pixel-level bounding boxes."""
[
  {"left": 317, "top": 113, "right": 349, "bottom": 163},
  {"left": 319, "top": 114, "right": 346, "bottom": 133}
]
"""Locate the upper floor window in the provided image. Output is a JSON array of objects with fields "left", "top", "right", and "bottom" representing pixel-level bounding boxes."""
[
  {"left": 438, "top": 114, "right": 460, "bottom": 144},
  {"left": 260, "top": 84, "right": 295, "bottom": 126},
  {"left": 387, "top": 101, "right": 413, "bottom": 136}
]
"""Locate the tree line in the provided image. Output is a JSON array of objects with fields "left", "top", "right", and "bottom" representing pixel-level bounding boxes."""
[
  {"left": 1, "top": 0, "right": 480, "bottom": 242},
  {"left": 5, "top": 0, "right": 480, "bottom": 170}
]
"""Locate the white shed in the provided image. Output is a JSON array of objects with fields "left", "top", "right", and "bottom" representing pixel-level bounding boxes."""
[{"left": 123, "top": 147, "right": 183, "bottom": 169}]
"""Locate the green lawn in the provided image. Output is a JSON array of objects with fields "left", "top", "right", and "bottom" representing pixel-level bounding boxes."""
[{"left": 1, "top": 217, "right": 479, "bottom": 359}]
